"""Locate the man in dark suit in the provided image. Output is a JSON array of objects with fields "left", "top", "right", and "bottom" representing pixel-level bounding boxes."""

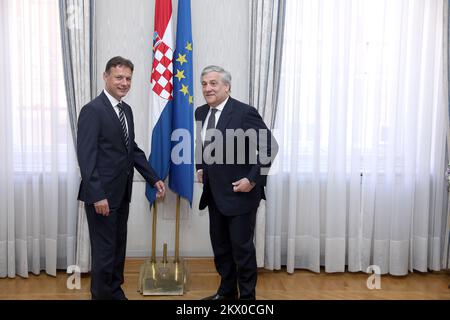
[
  {"left": 77, "top": 56, "right": 165, "bottom": 300},
  {"left": 195, "top": 65, "right": 277, "bottom": 300}
]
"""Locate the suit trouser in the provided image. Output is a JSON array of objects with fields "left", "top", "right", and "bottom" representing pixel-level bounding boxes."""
[
  {"left": 207, "top": 194, "right": 258, "bottom": 299},
  {"left": 85, "top": 197, "right": 129, "bottom": 300}
]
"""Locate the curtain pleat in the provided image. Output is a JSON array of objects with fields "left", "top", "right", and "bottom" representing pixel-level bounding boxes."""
[
  {"left": 59, "top": 0, "right": 96, "bottom": 273},
  {"left": 266, "top": 0, "right": 448, "bottom": 275},
  {"left": 0, "top": 0, "right": 78, "bottom": 278},
  {"left": 249, "top": 0, "right": 286, "bottom": 268}
]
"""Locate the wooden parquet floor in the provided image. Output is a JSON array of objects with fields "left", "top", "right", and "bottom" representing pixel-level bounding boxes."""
[{"left": 0, "top": 258, "right": 448, "bottom": 300}]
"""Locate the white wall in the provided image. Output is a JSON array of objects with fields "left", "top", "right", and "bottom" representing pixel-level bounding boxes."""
[{"left": 94, "top": 0, "right": 250, "bottom": 257}]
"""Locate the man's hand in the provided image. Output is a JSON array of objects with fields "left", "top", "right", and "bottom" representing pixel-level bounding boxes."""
[
  {"left": 232, "top": 178, "right": 256, "bottom": 193},
  {"left": 94, "top": 199, "right": 110, "bottom": 216},
  {"left": 154, "top": 180, "right": 166, "bottom": 198},
  {"left": 197, "top": 169, "right": 203, "bottom": 183}
]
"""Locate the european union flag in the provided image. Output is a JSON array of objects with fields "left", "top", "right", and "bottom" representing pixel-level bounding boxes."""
[{"left": 169, "top": 0, "right": 194, "bottom": 204}]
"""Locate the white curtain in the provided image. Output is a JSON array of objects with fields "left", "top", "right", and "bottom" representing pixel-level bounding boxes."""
[
  {"left": 59, "top": 0, "right": 96, "bottom": 273},
  {"left": 249, "top": 0, "right": 286, "bottom": 268},
  {"left": 0, "top": 0, "right": 78, "bottom": 278},
  {"left": 266, "top": 0, "right": 448, "bottom": 275},
  {"left": 444, "top": 0, "right": 450, "bottom": 270}
]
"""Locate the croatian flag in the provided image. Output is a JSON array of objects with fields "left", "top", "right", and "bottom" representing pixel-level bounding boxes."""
[{"left": 146, "top": 0, "right": 174, "bottom": 205}]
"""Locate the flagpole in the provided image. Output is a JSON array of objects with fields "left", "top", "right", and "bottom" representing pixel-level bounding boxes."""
[
  {"left": 174, "top": 195, "right": 181, "bottom": 263},
  {"left": 140, "top": 0, "right": 185, "bottom": 296},
  {"left": 151, "top": 202, "right": 157, "bottom": 263}
]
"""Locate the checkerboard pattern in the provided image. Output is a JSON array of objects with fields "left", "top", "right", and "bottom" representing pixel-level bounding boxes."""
[{"left": 151, "top": 41, "right": 173, "bottom": 100}]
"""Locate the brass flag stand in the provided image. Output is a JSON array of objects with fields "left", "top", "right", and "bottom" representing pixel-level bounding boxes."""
[{"left": 138, "top": 197, "right": 186, "bottom": 295}]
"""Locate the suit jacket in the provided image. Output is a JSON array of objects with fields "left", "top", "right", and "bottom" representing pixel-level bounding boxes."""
[
  {"left": 77, "top": 91, "right": 159, "bottom": 208},
  {"left": 195, "top": 97, "right": 278, "bottom": 216}
]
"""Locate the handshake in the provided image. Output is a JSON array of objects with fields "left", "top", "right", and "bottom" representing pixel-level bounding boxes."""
[{"left": 94, "top": 180, "right": 166, "bottom": 216}]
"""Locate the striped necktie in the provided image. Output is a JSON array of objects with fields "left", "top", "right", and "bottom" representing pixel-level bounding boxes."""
[{"left": 117, "top": 103, "right": 129, "bottom": 149}]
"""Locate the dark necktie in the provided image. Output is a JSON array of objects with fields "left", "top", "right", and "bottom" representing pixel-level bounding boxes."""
[
  {"left": 117, "top": 103, "right": 129, "bottom": 149},
  {"left": 204, "top": 108, "right": 217, "bottom": 147}
]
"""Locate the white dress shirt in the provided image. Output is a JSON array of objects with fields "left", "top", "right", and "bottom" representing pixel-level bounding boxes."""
[
  {"left": 201, "top": 96, "right": 229, "bottom": 144},
  {"left": 104, "top": 89, "right": 129, "bottom": 134}
]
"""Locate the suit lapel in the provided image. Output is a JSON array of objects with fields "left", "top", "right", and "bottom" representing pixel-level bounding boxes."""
[
  {"left": 198, "top": 105, "right": 209, "bottom": 126},
  {"left": 216, "top": 97, "right": 233, "bottom": 133}
]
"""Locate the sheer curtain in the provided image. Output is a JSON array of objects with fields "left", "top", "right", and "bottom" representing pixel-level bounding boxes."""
[
  {"left": 59, "top": 0, "right": 96, "bottom": 273},
  {"left": 445, "top": 0, "right": 450, "bottom": 270},
  {"left": 0, "top": 0, "right": 78, "bottom": 278},
  {"left": 266, "top": 0, "right": 448, "bottom": 275},
  {"left": 249, "top": 0, "right": 286, "bottom": 268}
]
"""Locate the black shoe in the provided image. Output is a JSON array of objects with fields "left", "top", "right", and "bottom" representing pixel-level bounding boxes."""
[
  {"left": 112, "top": 292, "right": 128, "bottom": 300},
  {"left": 111, "top": 286, "right": 128, "bottom": 300},
  {"left": 202, "top": 293, "right": 238, "bottom": 300}
]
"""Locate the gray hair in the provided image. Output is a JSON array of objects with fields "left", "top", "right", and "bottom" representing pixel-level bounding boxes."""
[{"left": 201, "top": 65, "right": 232, "bottom": 90}]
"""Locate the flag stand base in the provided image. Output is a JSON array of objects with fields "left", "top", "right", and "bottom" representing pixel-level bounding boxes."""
[{"left": 138, "top": 257, "right": 186, "bottom": 296}]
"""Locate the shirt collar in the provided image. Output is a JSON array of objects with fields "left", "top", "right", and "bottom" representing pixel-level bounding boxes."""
[
  {"left": 104, "top": 89, "right": 121, "bottom": 108},
  {"left": 210, "top": 96, "right": 229, "bottom": 113}
]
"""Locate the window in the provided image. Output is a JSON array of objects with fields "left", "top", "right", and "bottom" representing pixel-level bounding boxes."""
[
  {"left": 6, "top": 0, "right": 70, "bottom": 172},
  {"left": 277, "top": 0, "right": 444, "bottom": 174}
]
